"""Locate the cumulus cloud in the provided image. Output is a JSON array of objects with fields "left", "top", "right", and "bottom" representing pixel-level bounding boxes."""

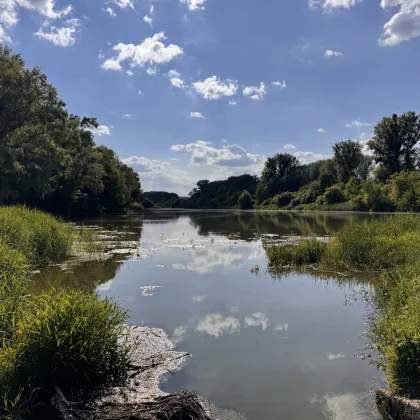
[
  {"left": 379, "top": 0, "right": 420, "bottom": 46},
  {"left": 317, "top": 128, "right": 325, "bottom": 133},
  {"left": 126, "top": 70, "right": 134, "bottom": 76},
  {"left": 110, "top": 0, "right": 134, "bottom": 9},
  {"left": 101, "top": 32, "right": 183, "bottom": 73},
  {"left": 0, "top": 0, "right": 72, "bottom": 42},
  {"left": 193, "top": 76, "right": 238, "bottom": 100},
  {"left": 243, "top": 82, "right": 267, "bottom": 100},
  {"left": 123, "top": 156, "right": 154, "bottom": 172},
  {"left": 228, "top": 100, "right": 237, "bottom": 106},
  {"left": 196, "top": 314, "right": 240, "bottom": 338},
  {"left": 190, "top": 111, "right": 205, "bottom": 119},
  {"left": 324, "top": 49, "right": 344, "bottom": 58},
  {"left": 34, "top": 18, "right": 80, "bottom": 47},
  {"left": 309, "top": 0, "right": 361, "bottom": 9},
  {"left": 89, "top": 124, "right": 112, "bottom": 137},
  {"left": 171, "top": 141, "right": 264, "bottom": 168},
  {"left": 271, "top": 80, "right": 287, "bottom": 88},
  {"left": 346, "top": 120, "right": 370, "bottom": 128},
  {"left": 283, "top": 144, "right": 296, "bottom": 149},
  {"left": 294, "top": 151, "right": 330, "bottom": 163},
  {"left": 244, "top": 313, "right": 270, "bottom": 330},
  {"left": 181, "top": 0, "right": 206, "bottom": 11},
  {"left": 170, "top": 77, "right": 184, "bottom": 88}
]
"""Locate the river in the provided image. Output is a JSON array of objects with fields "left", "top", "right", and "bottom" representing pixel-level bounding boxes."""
[{"left": 34, "top": 211, "right": 385, "bottom": 420}]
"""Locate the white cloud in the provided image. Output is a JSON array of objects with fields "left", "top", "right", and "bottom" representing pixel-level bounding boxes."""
[
  {"left": 271, "top": 80, "right": 287, "bottom": 88},
  {"left": 190, "top": 111, "right": 205, "bottom": 119},
  {"left": 34, "top": 18, "right": 80, "bottom": 47},
  {"left": 309, "top": 0, "right": 361, "bottom": 9},
  {"left": 283, "top": 144, "right": 296, "bottom": 149},
  {"left": 146, "top": 66, "right": 158, "bottom": 75},
  {"left": 324, "top": 49, "right": 344, "bottom": 58},
  {"left": 379, "top": 0, "right": 420, "bottom": 46},
  {"left": 192, "top": 295, "right": 206, "bottom": 303},
  {"left": 106, "top": 7, "right": 116, "bottom": 16},
  {"left": 138, "top": 89, "right": 143, "bottom": 95},
  {"left": 274, "top": 324, "right": 289, "bottom": 331},
  {"left": 196, "top": 314, "right": 240, "bottom": 338},
  {"left": 171, "top": 140, "right": 264, "bottom": 168},
  {"left": 149, "top": 4, "right": 155, "bottom": 14},
  {"left": 101, "top": 32, "right": 183, "bottom": 73},
  {"left": 181, "top": 0, "right": 206, "bottom": 11},
  {"left": 110, "top": 0, "right": 134, "bottom": 9},
  {"left": 193, "top": 76, "right": 238, "bottom": 100},
  {"left": 346, "top": 120, "right": 370, "bottom": 128},
  {"left": 126, "top": 70, "right": 134, "bottom": 76},
  {"left": 0, "top": 0, "right": 18, "bottom": 42},
  {"left": 123, "top": 113, "right": 132, "bottom": 118},
  {"left": 294, "top": 151, "right": 330, "bottom": 163},
  {"left": 143, "top": 14, "right": 153, "bottom": 26},
  {"left": 317, "top": 128, "right": 325, "bottom": 133},
  {"left": 89, "top": 124, "right": 112, "bottom": 137},
  {"left": 170, "top": 77, "right": 184, "bottom": 88},
  {"left": 168, "top": 69, "right": 181, "bottom": 78},
  {"left": 243, "top": 82, "right": 267, "bottom": 100},
  {"left": 123, "top": 156, "right": 154, "bottom": 172},
  {"left": 16, "top": 0, "right": 72, "bottom": 18},
  {"left": 244, "top": 313, "right": 270, "bottom": 330},
  {"left": 228, "top": 100, "right": 237, "bottom": 106}
]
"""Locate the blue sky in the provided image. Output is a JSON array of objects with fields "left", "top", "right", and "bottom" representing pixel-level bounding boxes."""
[{"left": 1, "top": 0, "right": 420, "bottom": 194}]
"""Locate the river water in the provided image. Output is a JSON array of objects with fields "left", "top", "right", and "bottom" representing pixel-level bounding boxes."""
[{"left": 35, "top": 211, "right": 385, "bottom": 420}]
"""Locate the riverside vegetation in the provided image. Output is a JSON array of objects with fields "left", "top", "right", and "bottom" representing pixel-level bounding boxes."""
[
  {"left": 0, "top": 207, "right": 132, "bottom": 419},
  {"left": 266, "top": 215, "right": 420, "bottom": 403}
]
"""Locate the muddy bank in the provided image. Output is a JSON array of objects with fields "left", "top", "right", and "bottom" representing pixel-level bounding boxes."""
[
  {"left": 376, "top": 389, "right": 420, "bottom": 420},
  {"left": 52, "top": 326, "right": 211, "bottom": 420}
]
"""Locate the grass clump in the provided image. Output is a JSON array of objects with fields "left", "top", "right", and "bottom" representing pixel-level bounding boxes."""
[
  {"left": 0, "top": 206, "right": 72, "bottom": 266},
  {"left": 370, "top": 265, "right": 420, "bottom": 399},
  {"left": 266, "top": 238, "right": 327, "bottom": 268}
]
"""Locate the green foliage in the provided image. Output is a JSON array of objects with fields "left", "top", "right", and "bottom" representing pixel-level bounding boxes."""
[
  {"left": 0, "top": 206, "right": 72, "bottom": 266},
  {"left": 333, "top": 140, "right": 364, "bottom": 183},
  {"left": 276, "top": 192, "right": 295, "bottom": 207},
  {"left": 368, "top": 112, "right": 420, "bottom": 178},
  {"left": 361, "top": 180, "right": 394, "bottom": 212},
  {"left": 389, "top": 171, "right": 420, "bottom": 212},
  {"left": 266, "top": 239, "right": 327, "bottom": 268},
  {"left": 0, "top": 46, "right": 141, "bottom": 217},
  {"left": 324, "top": 184, "right": 345, "bottom": 204},
  {"left": 143, "top": 192, "right": 179, "bottom": 208},
  {"left": 238, "top": 190, "right": 253, "bottom": 209}
]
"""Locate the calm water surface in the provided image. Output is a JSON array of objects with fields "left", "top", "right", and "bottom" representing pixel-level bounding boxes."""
[{"left": 36, "top": 211, "right": 385, "bottom": 420}]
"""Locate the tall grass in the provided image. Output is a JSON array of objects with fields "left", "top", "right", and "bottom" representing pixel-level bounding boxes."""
[
  {"left": 0, "top": 207, "right": 133, "bottom": 419},
  {"left": 0, "top": 206, "right": 72, "bottom": 266}
]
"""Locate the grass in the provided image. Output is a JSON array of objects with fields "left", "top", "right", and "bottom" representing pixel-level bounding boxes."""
[
  {"left": 0, "top": 207, "right": 133, "bottom": 419},
  {"left": 0, "top": 206, "right": 72, "bottom": 266},
  {"left": 266, "top": 214, "right": 420, "bottom": 400}
]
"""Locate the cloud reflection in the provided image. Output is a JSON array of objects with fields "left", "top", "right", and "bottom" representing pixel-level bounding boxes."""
[
  {"left": 196, "top": 313, "right": 240, "bottom": 338},
  {"left": 244, "top": 312, "right": 270, "bottom": 330}
]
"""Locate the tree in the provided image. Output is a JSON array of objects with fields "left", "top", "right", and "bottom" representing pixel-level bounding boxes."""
[
  {"left": 261, "top": 153, "right": 301, "bottom": 195},
  {"left": 333, "top": 140, "right": 364, "bottom": 183},
  {"left": 238, "top": 190, "right": 253, "bottom": 209},
  {"left": 368, "top": 112, "right": 420, "bottom": 179}
]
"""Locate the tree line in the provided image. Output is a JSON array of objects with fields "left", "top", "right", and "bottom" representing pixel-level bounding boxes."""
[
  {"left": 0, "top": 45, "right": 141, "bottom": 217},
  {"left": 147, "top": 111, "right": 420, "bottom": 212}
]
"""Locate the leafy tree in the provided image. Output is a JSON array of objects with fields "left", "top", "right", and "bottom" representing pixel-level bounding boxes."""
[
  {"left": 318, "top": 159, "right": 338, "bottom": 191},
  {"left": 368, "top": 112, "right": 420, "bottom": 178},
  {"left": 356, "top": 155, "right": 373, "bottom": 181},
  {"left": 238, "top": 190, "right": 253, "bottom": 209},
  {"left": 324, "top": 184, "right": 345, "bottom": 204},
  {"left": 261, "top": 153, "right": 301, "bottom": 195},
  {"left": 333, "top": 140, "right": 364, "bottom": 183},
  {"left": 389, "top": 171, "right": 420, "bottom": 212}
]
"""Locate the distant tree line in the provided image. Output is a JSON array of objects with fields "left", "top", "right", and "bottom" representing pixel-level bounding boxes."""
[
  {"left": 0, "top": 45, "right": 141, "bottom": 217},
  {"left": 146, "top": 111, "right": 420, "bottom": 212}
]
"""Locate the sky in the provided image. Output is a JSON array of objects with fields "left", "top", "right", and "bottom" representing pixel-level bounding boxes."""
[{"left": 1, "top": 0, "right": 420, "bottom": 195}]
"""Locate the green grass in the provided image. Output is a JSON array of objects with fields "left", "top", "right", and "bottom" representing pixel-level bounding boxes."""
[
  {"left": 0, "top": 206, "right": 72, "bottom": 266},
  {"left": 0, "top": 207, "right": 133, "bottom": 419}
]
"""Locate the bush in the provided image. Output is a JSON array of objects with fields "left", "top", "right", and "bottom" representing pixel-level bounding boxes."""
[
  {"left": 238, "top": 190, "right": 253, "bottom": 209},
  {"left": 362, "top": 180, "right": 394, "bottom": 212},
  {"left": 389, "top": 171, "right": 420, "bottom": 212},
  {"left": 324, "top": 184, "right": 345, "bottom": 204},
  {"left": 276, "top": 192, "right": 294, "bottom": 207},
  {"left": 0, "top": 207, "right": 72, "bottom": 266},
  {"left": 0, "top": 290, "right": 131, "bottom": 415}
]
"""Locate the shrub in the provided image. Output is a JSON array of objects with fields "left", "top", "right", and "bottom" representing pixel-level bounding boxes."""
[
  {"left": 362, "top": 180, "right": 394, "bottom": 212},
  {"left": 238, "top": 190, "right": 253, "bottom": 209},
  {"left": 389, "top": 171, "right": 420, "bottom": 212},
  {"left": 0, "top": 290, "right": 131, "bottom": 414},
  {"left": 0, "top": 207, "right": 72, "bottom": 266},
  {"left": 324, "top": 184, "right": 345, "bottom": 204},
  {"left": 276, "top": 192, "right": 294, "bottom": 207}
]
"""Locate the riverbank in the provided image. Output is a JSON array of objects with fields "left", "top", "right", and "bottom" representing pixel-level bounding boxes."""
[
  {"left": 0, "top": 207, "right": 209, "bottom": 420},
  {"left": 266, "top": 214, "right": 420, "bottom": 417}
]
